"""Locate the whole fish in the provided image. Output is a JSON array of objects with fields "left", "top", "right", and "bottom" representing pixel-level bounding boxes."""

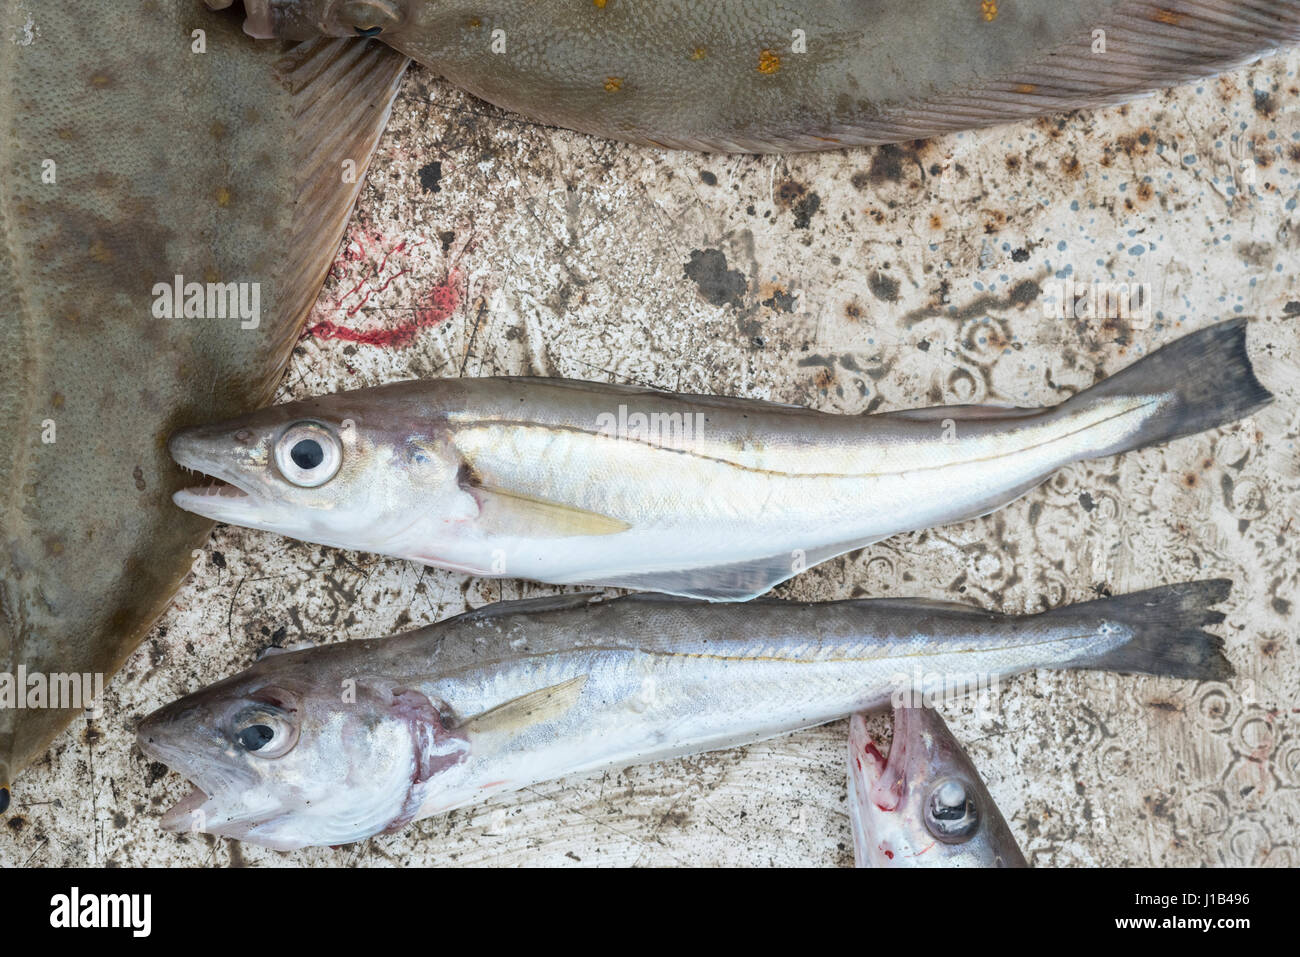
[
  {"left": 169, "top": 320, "right": 1270, "bottom": 602},
  {"left": 0, "top": 0, "right": 407, "bottom": 807},
  {"left": 215, "top": 0, "right": 1300, "bottom": 151},
  {"left": 848, "top": 708, "right": 1027, "bottom": 867},
  {"left": 137, "top": 579, "right": 1231, "bottom": 849}
]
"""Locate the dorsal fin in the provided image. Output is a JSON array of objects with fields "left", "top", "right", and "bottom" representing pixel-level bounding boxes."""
[{"left": 442, "top": 593, "right": 603, "bottom": 626}]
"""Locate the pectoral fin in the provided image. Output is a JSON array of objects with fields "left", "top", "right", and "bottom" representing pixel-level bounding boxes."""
[
  {"left": 470, "top": 484, "right": 630, "bottom": 538},
  {"left": 463, "top": 675, "right": 589, "bottom": 735}
]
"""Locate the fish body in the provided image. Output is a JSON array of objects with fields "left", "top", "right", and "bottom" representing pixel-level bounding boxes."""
[
  {"left": 849, "top": 708, "right": 1027, "bottom": 867},
  {"left": 0, "top": 1, "right": 407, "bottom": 798},
  {"left": 138, "top": 580, "right": 1231, "bottom": 849},
  {"left": 170, "top": 320, "right": 1270, "bottom": 601},
  {"left": 227, "top": 0, "right": 1300, "bottom": 151}
]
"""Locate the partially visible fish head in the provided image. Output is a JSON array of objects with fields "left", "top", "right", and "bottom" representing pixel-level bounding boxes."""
[
  {"left": 209, "top": 0, "right": 411, "bottom": 40},
  {"left": 169, "top": 392, "right": 469, "bottom": 554},
  {"left": 137, "top": 648, "right": 464, "bottom": 849},
  {"left": 847, "top": 708, "right": 1027, "bottom": 868}
]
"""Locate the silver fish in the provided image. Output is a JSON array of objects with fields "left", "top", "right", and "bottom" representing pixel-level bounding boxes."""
[
  {"left": 168, "top": 320, "right": 1269, "bottom": 601},
  {"left": 137, "top": 580, "right": 1231, "bottom": 849},
  {"left": 215, "top": 0, "right": 1300, "bottom": 151},
  {"left": 849, "top": 708, "right": 1027, "bottom": 867}
]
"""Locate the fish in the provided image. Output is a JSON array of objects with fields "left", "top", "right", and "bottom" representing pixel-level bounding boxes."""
[
  {"left": 213, "top": 0, "right": 1300, "bottom": 151},
  {"left": 137, "top": 579, "right": 1232, "bottom": 849},
  {"left": 168, "top": 319, "right": 1271, "bottom": 602},
  {"left": 0, "top": 0, "right": 408, "bottom": 808},
  {"left": 848, "top": 708, "right": 1027, "bottom": 867}
]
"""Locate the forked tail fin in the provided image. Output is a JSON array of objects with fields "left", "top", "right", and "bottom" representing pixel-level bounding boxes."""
[
  {"left": 1057, "top": 579, "right": 1234, "bottom": 679},
  {"left": 1064, "top": 319, "right": 1272, "bottom": 457}
]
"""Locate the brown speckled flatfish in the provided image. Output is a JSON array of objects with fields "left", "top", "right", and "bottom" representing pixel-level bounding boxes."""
[
  {"left": 224, "top": 0, "right": 1299, "bottom": 151},
  {"left": 0, "top": 0, "right": 408, "bottom": 806}
]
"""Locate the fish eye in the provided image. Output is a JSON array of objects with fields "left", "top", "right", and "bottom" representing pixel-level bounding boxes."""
[
  {"left": 924, "top": 777, "right": 979, "bottom": 843},
  {"left": 274, "top": 422, "right": 342, "bottom": 488},
  {"left": 229, "top": 705, "right": 299, "bottom": 759},
  {"left": 338, "top": 1, "right": 403, "bottom": 35}
]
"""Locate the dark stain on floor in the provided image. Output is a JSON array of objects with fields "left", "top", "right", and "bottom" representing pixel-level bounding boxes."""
[{"left": 684, "top": 248, "right": 748, "bottom": 308}]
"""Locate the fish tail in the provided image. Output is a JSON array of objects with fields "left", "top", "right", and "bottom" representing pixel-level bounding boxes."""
[
  {"left": 1057, "top": 579, "right": 1234, "bottom": 680},
  {"left": 1066, "top": 319, "right": 1272, "bottom": 456}
]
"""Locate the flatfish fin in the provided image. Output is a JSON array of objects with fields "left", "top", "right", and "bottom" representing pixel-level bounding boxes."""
[
  {"left": 0, "top": 8, "right": 407, "bottom": 796},
  {"left": 656, "top": 0, "right": 1300, "bottom": 151},
  {"left": 265, "top": 37, "right": 409, "bottom": 397}
]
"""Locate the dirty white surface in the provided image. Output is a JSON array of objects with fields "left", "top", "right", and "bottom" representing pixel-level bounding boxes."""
[{"left": 5, "top": 50, "right": 1300, "bottom": 867}]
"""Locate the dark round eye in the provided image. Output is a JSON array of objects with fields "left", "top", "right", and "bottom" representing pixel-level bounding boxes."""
[
  {"left": 924, "top": 778, "right": 979, "bottom": 843},
  {"left": 274, "top": 422, "right": 342, "bottom": 487},
  {"left": 290, "top": 439, "right": 324, "bottom": 470},
  {"left": 355, "top": 25, "right": 383, "bottom": 36},
  {"left": 237, "top": 724, "right": 275, "bottom": 751},
  {"left": 230, "top": 704, "right": 299, "bottom": 759}
]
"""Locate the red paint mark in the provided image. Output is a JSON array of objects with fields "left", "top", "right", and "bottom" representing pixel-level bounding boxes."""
[
  {"left": 345, "top": 268, "right": 410, "bottom": 317},
  {"left": 309, "top": 268, "right": 461, "bottom": 348},
  {"left": 308, "top": 225, "right": 461, "bottom": 348},
  {"left": 882, "top": 848, "right": 894, "bottom": 860}
]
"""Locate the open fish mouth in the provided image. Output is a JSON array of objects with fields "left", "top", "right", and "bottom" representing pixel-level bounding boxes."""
[
  {"left": 159, "top": 783, "right": 214, "bottom": 831},
  {"left": 850, "top": 710, "right": 918, "bottom": 812},
  {"left": 156, "top": 781, "right": 265, "bottom": 841},
  {"left": 168, "top": 432, "right": 266, "bottom": 522},
  {"left": 137, "top": 732, "right": 263, "bottom": 838},
  {"left": 172, "top": 473, "right": 260, "bottom": 522}
]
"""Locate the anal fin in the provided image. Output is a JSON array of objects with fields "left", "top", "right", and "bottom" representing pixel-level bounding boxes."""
[{"left": 591, "top": 539, "right": 880, "bottom": 601}]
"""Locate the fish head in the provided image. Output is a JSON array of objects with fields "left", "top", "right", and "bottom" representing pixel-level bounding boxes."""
[
  {"left": 137, "top": 646, "right": 467, "bottom": 849},
  {"left": 847, "top": 708, "right": 1027, "bottom": 868},
  {"left": 169, "top": 388, "right": 471, "bottom": 553},
  {"left": 211, "top": 1, "right": 411, "bottom": 40}
]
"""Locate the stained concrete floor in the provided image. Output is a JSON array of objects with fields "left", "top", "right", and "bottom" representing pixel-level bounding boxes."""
[{"left": 4, "top": 50, "right": 1300, "bottom": 867}]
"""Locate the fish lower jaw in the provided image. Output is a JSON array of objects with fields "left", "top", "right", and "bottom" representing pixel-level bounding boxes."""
[
  {"left": 178, "top": 479, "right": 250, "bottom": 501},
  {"left": 172, "top": 481, "right": 259, "bottom": 522},
  {"left": 159, "top": 784, "right": 213, "bottom": 832}
]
